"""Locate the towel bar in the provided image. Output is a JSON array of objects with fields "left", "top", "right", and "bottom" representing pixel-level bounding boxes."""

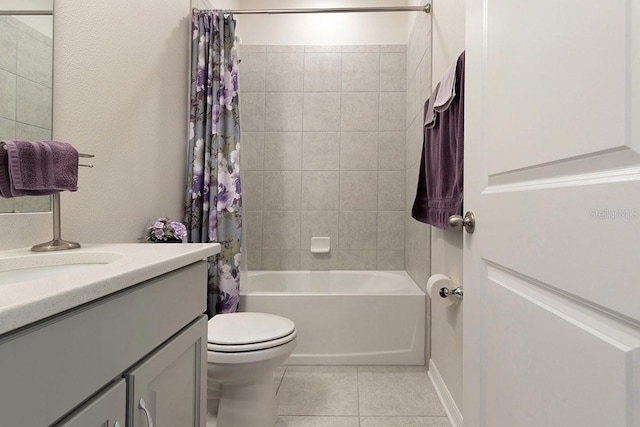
[
  {"left": 2, "top": 146, "right": 94, "bottom": 169},
  {"left": 1, "top": 143, "right": 95, "bottom": 250},
  {"left": 34, "top": 150, "right": 95, "bottom": 252},
  {"left": 3, "top": 145, "right": 93, "bottom": 157},
  {"left": 31, "top": 192, "right": 81, "bottom": 252},
  {"left": 32, "top": 152, "right": 96, "bottom": 251}
]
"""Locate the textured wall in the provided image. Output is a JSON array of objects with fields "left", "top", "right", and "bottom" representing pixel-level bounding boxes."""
[
  {"left": 429, "top": 0, "right": 466, "bottom": 415},
  {"left": 404, "top": 7, "right": 432, "bottom": 293},
  {"left": 405, "top": 0, "right": 465, "bottom": 416},
  {"left": 52, "top": 0, "right": 191, "bottom": 244},
  {"left": 0, "top": 0, "right": 191, "bottom": 249},
  {"left": 404, "top": 0, "right": 432, "bottom": 377},
  {"left": 233, "top": 0, "right": 413, "bottom": 46},
  {"left": 240, "top": 44, "right": 407, "bottom": 270}
]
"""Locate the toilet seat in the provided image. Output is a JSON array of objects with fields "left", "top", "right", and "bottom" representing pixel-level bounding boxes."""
[{"left": 208, "top": 312, "right": 297, "bottom": 353}]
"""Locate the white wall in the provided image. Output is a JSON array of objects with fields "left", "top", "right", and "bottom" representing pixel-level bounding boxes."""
[
  {"left": 231, "top": 0, "right": 413, "bottom": 45},
  {"left": 428, "top": 0, "right": 465, "bottom": 419},
  {"left": 1, "top": 0, "right": 190, "bottom": 250},
  {"left": 431, "top": 0, "right": 465, "bottom": 82},
  {"left": 201, "top": 0, "right": 237, "bottom": 8},
  {"left": 45, "top": 0, "right": 188, "bottom": 245},
  {"left": 404, "top": 8, "right": 432, "bottom": 409}
]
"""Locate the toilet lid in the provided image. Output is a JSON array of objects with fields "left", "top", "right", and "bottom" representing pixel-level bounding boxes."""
[{"left": 208, "top": 312, "right": 296, "bottom": 349}]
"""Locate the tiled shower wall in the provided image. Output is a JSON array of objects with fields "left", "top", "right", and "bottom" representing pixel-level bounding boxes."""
[
  {"left": 405, "top": 10, "right": 433, "bottom": 365},
  {"left": 239, "top": 44, "right": 407, "bottom": 270},
  {"left": 405, "top": 13, "right": 432, "bottom": 291},
  {"left": 0, "top": 16, "right": 52, "bottom": 213}
]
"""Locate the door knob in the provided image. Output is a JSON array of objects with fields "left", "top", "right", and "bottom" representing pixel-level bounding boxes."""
[{"left": 448, "top": 211, "right": 475, "bottom": 234}]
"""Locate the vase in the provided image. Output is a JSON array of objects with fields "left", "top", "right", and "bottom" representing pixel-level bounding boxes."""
[{"left": 157, "top": 238, "right": 183, "bottom": 243}]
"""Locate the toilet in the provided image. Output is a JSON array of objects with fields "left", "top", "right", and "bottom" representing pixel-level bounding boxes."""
[{"left": 206, "top": 312, "right": 297, "bottom": 427}]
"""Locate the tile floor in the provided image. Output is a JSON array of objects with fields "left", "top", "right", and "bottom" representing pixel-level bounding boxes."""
[{"left": 273, "top": 366, "right": 451, "bottom": 427}]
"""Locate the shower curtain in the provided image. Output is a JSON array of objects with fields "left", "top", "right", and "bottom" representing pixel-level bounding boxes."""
[{"left": 185, "top": 10, "right": 242, "bottom": 317}]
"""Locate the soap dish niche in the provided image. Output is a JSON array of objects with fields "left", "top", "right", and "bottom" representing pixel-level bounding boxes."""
[{"left": 310, "top": 237, "right": 330, "bottom": 254}]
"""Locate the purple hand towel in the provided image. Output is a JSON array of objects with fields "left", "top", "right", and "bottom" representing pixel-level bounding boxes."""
[
  {"left": 0, "top": 142, "right": 13, "bottom": 197},
  {"left": 411, "top": 52, "right": 465, "bottom": 229},
  {"left": 2, "top": 141, "right": 79, "bottom": 197}
]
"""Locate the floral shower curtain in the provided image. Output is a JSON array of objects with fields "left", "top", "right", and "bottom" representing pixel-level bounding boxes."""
[{"left": 185, "top": 11, "right": 241, "bottom": 317}]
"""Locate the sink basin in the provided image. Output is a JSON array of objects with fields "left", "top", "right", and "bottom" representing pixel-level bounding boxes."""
[{"left": 0, "top": 252, "right": 123, "bottom": 286}]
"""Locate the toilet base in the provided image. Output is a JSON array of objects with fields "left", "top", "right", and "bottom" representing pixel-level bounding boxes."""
[
  {"left": 211, "top": 372, "right": 277, "bottom": 427},
  {"left": 206, "top": 330, "right": 296, "bottom": 427}
]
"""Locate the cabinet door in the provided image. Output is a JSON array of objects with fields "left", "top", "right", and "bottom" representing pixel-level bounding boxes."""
[
  {"left": 127, "top": 315, "right": 207, "bottom": 427},
  {"left": 55, "top": 379, "right": 126, "bottom": 427}
]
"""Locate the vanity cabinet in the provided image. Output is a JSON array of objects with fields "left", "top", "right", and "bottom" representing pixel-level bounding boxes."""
[
  {"left": 56, "top": 380, "right": 126, "bottom": 427},
  {"left": 127, "top": 316, "right": 206, "bottom": 427},
  {"left": 0, "top": 260, "right": 208, "bottom": 427}
]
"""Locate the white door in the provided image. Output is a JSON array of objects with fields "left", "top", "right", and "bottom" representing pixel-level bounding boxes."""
[{"left": 464, "top": 1, "right": 640, "bottom": 426}]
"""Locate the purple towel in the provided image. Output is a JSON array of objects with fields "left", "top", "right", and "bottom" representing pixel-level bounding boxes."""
[
  {"left": 0, "top": 142, "right": 13, "bottom": 197},
  {"left": 412, "top": 52, "right": 465, "bottom": 229},
  {"left": 0, "top": 141, "right": 79, "bottom": 198}
]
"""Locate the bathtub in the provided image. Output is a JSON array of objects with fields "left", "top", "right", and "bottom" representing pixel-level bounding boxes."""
[{"left": 238, "top": 270, "right": 425, "bottom": 365}]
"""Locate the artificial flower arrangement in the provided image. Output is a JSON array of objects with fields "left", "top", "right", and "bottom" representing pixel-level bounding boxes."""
[{"left": 145, "top": 218, "right": 187, "bottom": 243}]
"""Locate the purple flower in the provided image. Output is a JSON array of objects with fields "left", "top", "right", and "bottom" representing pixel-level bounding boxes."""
[
  {"left": 171, "top": 221, "right": 187, "bottom": 240},
  {"left": 145, "top": 218, "right": 187, "bottom": 242}
]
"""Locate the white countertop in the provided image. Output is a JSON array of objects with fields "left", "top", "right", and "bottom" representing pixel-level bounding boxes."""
[{"left": 0, "top": 243, "right": 220, "bottom": 336}]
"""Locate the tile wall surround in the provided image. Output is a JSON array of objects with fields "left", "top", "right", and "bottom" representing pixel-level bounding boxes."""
[
  {"left": 0, "top": 16, "right": 52, "bottom": 213},
  {"left": 404, "top": 12, "right": 432, "bottom": 293},
  {"left": 239, "top": 44, "right": 407, "bottom": 271},
  {"left": 405, "top": 10, "right": 434, "bottom": 365}
]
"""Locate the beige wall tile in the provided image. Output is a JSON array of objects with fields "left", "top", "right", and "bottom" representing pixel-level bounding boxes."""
[
  {"left": 340, "top": 132, "right": 378, "bottom": 170},
  {"left": 266, "top": 52, "right": 304, "bottom": 92},
  {"left": 302, "top": 132, "right": 340, "bottom": 170},
  {"left": 263, "top": 171, "right": 302, "bottom": 211},
  {"left": 301, "top": 171, "right": 339, "bottom": 211},
  {"left": 342, "top": 52, "right": 380, "bottom": 92},
  {"left": 304, "top": 53, "right": 342, "bottom": 92},
  {"left": 339, "top": 171, "right": 377, "bottom": 211},
  {"left": 266, "top": 93, "right": 304, "bottom": 131},
  {"left": 264, "top": 132, "right": 302, "bottom": 171}
]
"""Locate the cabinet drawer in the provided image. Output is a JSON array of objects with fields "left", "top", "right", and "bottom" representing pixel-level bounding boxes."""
[
  {"left": 55, "top": 379, "right": 126, "bottom": 427},
  {"left": 0, "top": 261, "right": 207, "bottom": 427}
]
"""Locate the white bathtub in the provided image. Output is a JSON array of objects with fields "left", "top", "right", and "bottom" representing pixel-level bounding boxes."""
[{"left": 238, "top": 270, "right": 425, "bottom": 365}]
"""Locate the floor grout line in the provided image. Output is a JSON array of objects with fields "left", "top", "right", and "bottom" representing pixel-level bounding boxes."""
[{"left": 275, "top": 365, "right": 450, "bottom": 425}]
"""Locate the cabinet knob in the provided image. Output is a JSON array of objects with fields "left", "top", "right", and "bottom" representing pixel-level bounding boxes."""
[{"left": 139, "top": 398, "right": 154, "bottom": 427}]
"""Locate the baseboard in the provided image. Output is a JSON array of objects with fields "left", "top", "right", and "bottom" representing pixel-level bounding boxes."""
[{"left": 428, "top": 359, "right": 463, "bottom": 427}]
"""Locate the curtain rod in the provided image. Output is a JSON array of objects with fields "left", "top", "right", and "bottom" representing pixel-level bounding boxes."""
[
  {"left": 0, "top": 10, "right": 52, "bottom": 16},
  {"left": 195, "top": 4, "right": 431, "bottom": 15}
]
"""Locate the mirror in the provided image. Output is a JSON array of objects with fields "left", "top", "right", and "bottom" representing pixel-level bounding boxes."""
[{"left": 0, "top": 0, "right": 53, "bottom": 213}]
